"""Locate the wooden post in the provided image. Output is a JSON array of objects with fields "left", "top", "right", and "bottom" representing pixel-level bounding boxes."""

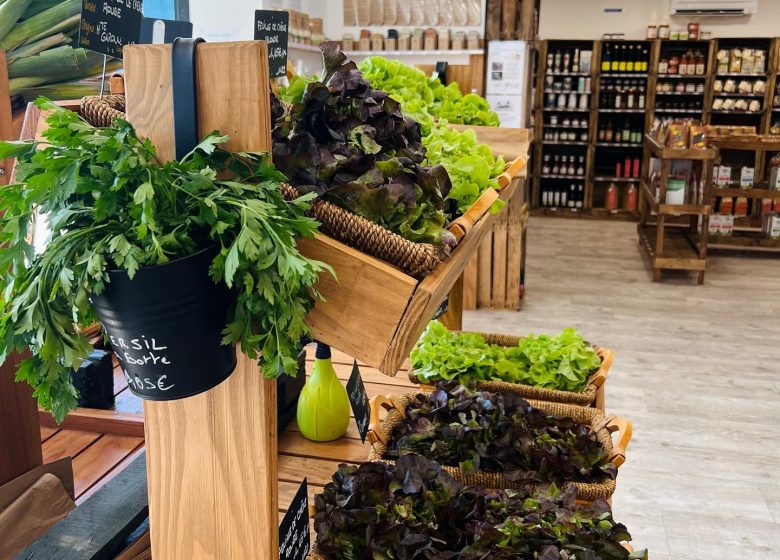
[
  {"left": 1, "top": 51, "right": 13, "bottom": 185},
  {"left": 123, "top": 42, "right": 278, "bottom": 560},
  {"left": 518, "top": 0, "right": 536, "bottom": 40},
  {"left": 439, "top": 274, "right": 464, "bottom": 331},
  {"left": 0, "top": 353, "right": 43, "bottom": 486},
  {"left": 1, "top": 53, "right": 42, "bottom": 483}
]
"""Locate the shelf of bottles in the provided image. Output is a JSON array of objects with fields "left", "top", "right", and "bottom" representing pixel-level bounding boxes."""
[
  {"left": 538, "top": 40, "right": 594, "bottom": 211},
  {"left": 653, "top": 40, "right": 710, "bottom": 122},
  {"left": 593, "top": 40, "right": 652, "bottom": 213},
  {"left": 708, "top": 38, "right": 771, "bottom": 126}
]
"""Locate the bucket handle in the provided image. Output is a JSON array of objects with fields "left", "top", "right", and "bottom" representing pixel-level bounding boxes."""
[{"left": 171, "top": 37, "right": 205, "bottom": 160}]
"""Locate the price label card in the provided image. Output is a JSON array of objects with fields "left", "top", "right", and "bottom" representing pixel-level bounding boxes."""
[
  {"left": 254, "top": 9, "right": 289, "bottom": 78},
  {"left": 78, "top": 0, "right": 144, "bottom": 59},
  {"left": 279, "top": 478, "right": 310, "bottom": 560},
  {"left": 347, "top": 360, "right": 370, "bottom": 443}
]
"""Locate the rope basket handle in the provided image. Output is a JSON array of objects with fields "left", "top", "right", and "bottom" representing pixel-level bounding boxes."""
[
  {"left": 496, "top": 154, "right": 527, "bottom": 190},
  {"left": 448, "top": 188, "right": 499, "bottom": 242},
  {"left": 606, "top": 416, "right": 633, "bottom": 469},
  {"left": 367, "top": 394, "right": 404, "bottom": 446}
]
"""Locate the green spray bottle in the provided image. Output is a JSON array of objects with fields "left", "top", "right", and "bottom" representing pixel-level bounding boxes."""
[{"left": 296, "top": 343, "right": 350, "bottom": 442}]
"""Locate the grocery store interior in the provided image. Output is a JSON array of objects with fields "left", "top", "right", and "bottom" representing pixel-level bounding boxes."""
[{"left": 1, "top": 0, "right": 779, "bottom": 559}]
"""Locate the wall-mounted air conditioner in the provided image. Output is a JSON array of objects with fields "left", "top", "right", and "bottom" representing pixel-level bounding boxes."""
[{"left": 670, "top": 0, "right": 758, "bottom": 16}]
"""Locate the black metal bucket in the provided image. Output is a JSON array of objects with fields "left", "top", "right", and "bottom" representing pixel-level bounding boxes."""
[{"left": 90, "top": 245, "right": 236, "bottom": 400}]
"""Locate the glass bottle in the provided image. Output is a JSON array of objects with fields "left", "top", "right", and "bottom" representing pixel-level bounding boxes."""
[
  {"left": 563, "top": 50, "right": 571, "bottom": 73},
  {"left": 622, "top": 120, "right": 631, "bottom": 143},
  {"left": 598, "top": 124, "right": 606, "bottom": 142},
  {"left": 618, "top": 45, "right": 627, "bottom": 72},
  {"left": 554, "top": 50, "right": 562, "bottom": 73},
  {"left": 567, "top": 156, "right": 576, "bottom": 176},
  {"left": 602, "top": 44, "right": 611, "bottom": 72},
  {"left": 577, "top": 184, "right": 584, "bottom": 208},
  {"left": 551, "top": 155, "right": 560, "bottom": 175},
  {"left": 577, "top": 155, "right": 585, "bottom": 176},
  {"left": 695, "top": 50, "right": 705, "bottom": 75},
  {"left": 626, "top": 45, "right": 635, "bottom": 72},
  {"left": 542, "top": 187, "right": 549, "bottom": 206},
  {"left": 611, "top": 45, "right": 620, "bottom": 72},
  {"left": 547, "top": 53, "right": 554, "bottom": 72},
  {"left": 626, "top": 184, "right": 638, "bottom": 211},
  {"left": 561, "top": 186, "right": 568, "bottom": 207},
  {"left": 606, "top": 182, "right": 618, "bottom": 210},
  {"left": 542, "top": 154, "right": 551, "bottom": 175},
  {"left": 605, "top": 120, "right": 614, "bottom": 142},
  {"left": 572, "top": 48, "right": 580, "bottom": 73}
]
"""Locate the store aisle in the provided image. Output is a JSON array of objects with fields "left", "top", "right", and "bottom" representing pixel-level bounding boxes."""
[{"left": 465, "top": 217, "right": 780, "bottom": 560}]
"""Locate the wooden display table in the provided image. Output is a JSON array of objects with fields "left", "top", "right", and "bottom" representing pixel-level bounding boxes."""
[
  {"left": 638, "top": 135, "right": 717, "bottom": 284},
  {"left": 708, "top": 136, "right": 780, "bottom": 253}
]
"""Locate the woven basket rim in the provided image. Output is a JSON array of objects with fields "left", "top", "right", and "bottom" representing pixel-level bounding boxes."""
[
  {"left": 368, "top": 392, "right": 617, "bottom": 500},
  {"left": 410, "top": 331, "right": 611, "bottom": 406}
]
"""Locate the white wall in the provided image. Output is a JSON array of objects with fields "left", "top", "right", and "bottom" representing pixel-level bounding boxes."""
[{"left": 539, "top": 0, "right": 780, "bottom": 40}]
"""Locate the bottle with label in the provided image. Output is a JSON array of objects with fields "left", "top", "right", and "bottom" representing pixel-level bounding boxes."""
[
  {"left": 577, "top": 184, "right": 584, "bottom": 208},
  {"left": 679, "top": 53, "right": 688, "bottom": 76},
  {"left": 572, "top": 49, "right": 580, "bottom": 73},
  {"left": 615, "top": 92, "right": 623, "bottom": 109},
  {"left": 563, "top": 51, "right": 571, "bottom": 73},
  {"left": 554, "top": 50, "right": 562, "bottom": 73},
  {"left": 551, "top": 155, "right": 560, "bottom": 175},
  {"left": 567, "top": 156, "right": 576, "bottom": 176},
  {"left": 658, "top": 58, "right": 669, "bottom": 74},
  {"left": 626, "top": 184, "right": 637, "bottom": 211},
  {"left": 625, "top": 155, "right": 632, "bottom": 176},
  {"left": 622, "top": 120, "right": 631, "bottom": 143},
  {"left": 695, "top": 50, "right": 706, "bottom": 75},
  {"left": 568, "top": 184, "right": 576, "bottom": 207},
  {"left": 576, "top": 156, "right": 585, "bottom": 176},
  {"left": 547, "top": 53, "right": 554, "bottom": 72},
  {"left": 542, "top": 154, "right": 551, "bottom": 175},
  {"left": 606, "top": 182, "right": 618, "bottom": 210},
  {"left": 611, "top": 45, "right": 620, "bottom": 72},
  {"left": 605, "top": 120, "right": 614, "bottom": 142},
  {"left": 626, "top": 45, "right": 635, "bottom": 72},
  {"left": 618, "top": 45, "right": 627, "bottom": 72},
  {"left": 602, "top": 44, "right": 611, "bottom": 72},
  {"left": 553, "top": 188, "right": 561, "bottom": 206},
  {"left": 542, "top": 187, "right": 549, "bottom": 206}
]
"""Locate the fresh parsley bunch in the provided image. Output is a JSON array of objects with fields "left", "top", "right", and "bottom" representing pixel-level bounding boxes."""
[{"left": 0, "top": 98, "right": 330, "bottom": 422}]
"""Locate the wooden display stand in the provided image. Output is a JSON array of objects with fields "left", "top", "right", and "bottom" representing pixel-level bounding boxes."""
[
  {"left": 123, "top": 42, "right": 278, "bottom": 559},
  {"left": 638, "top": 134, "right": 717, "bottom": 284},
  {"left": 708, "top": 135, "right": 780, "bottom": 252}
]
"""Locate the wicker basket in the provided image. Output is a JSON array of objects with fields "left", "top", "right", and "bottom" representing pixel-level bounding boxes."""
[
  {"left": 366, "top": 391, "right": 632, "bottom": 502},
  {"left": 411, "top": 331, "right": 615, "bottom": 409},
  {"left": 77, "top": 95, "right": 525, "bottom": 279}
]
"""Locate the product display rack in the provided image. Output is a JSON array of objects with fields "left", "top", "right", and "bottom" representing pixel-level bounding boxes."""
[
  {"left": 708, "top": 136, "right": 780, "bottom": 252},
  {"left": 532, "top": 39, "right": 597, "bottom": 217},
  {"left": 638, "top": 135, "right": 717, "bottom": 284}
]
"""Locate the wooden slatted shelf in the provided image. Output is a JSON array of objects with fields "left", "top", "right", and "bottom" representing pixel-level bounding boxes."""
[
  {"left": 637, "top": 223, "right": 706, "bottom": 271},
  {"left": 640, "top": 178, "right": 712, "bottom": 216},
  {"left": 644, "top": 134, "right": 717, "bottom": 160}
]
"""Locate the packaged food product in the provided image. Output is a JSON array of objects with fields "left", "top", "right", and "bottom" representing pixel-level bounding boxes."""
[
  {"left": 735, "top": 196, "right": 748, "bottom": 217},
  {"left": 753, "top": 80, "right": 766, "bottom": 94},
  {"left": 436, "top": 0, "right": 452, "bottom": 25},
  {"left": 761, "top": 198, "right": 773, "bottom": 214},
  {"left": 713, "top": 79, "right": 723, "bottom": 92},
  {"left": 344, "top": 0, "right": 357, "bottom": 25},
  {"left": 733, "top": 99, "right": 748, "bottom": 111},
  {"left": 357, "top": 0, "right": 372, "bottom": 25},
  {"left": 467, "top": 0, "right": 481, "bottom": 26},
  {"left": 737, "top": 80, "right": 752, "bottom": 93},
  {"left": 383, "top": 0, "right": 398, "bottom": 24},
  {"left": 724, "top": 79, "right": 737, "bottom": 93},
  {"left": 712, "top": 98, "right": 724, "bottom": 111},
  {"left": 719, "top": 196, "right": 734, "bottom": 214},
  {"left": 741, "top": 48, "right": 755, "bottom": 74},
  {"left": 688, "top": 22, "right": 700, "bottom": 40},
  {"left": 689, "top": 125, "right": 707, "bottom": 148},
  {"left": 723, "top": 98, "right": 736, "bottom": 111},
  {"left": 729, "top": 49, "right": 743, "bottom": 73},
  {"left": 411, "top": 0, "right": 425, "bottom": 25},
  {"left": 748, "top": 100, "right": 761, "bottom": 113},
  {"left": 451, "top": 0, "right": 468, "bottom": 25},
  {"left": 647, "top": 25, "right": 658, "bottom": 39},
  {"left": 667, "top": 123, "right": 688, "bottom": 148},
  {"left": 755, "top": 50, "right": 767, "bottom": 73},
  {"left": 716, "top": 49, "right": 729, "bottom": 73},
  {"left": 342, "top": 34, "right": 355, "bottom": 51},
  {"left": 396, "top": 0, "right": 412, "bottom": 25}
]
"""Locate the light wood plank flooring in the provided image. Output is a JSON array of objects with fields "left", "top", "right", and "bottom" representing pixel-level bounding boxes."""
[{"left": 464, "top": 217, "right": 780, "bottom": 560}]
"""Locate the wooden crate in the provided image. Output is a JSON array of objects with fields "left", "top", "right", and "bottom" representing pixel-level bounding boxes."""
[
  {"left": 463, "top": 181, "right": 528, "bottom": 310},
  {"left": 449, "top": 125, "right": 530, "bottom": 311},
  {"left": 486, "top": 0, "right": 537, "bottom": 41}
]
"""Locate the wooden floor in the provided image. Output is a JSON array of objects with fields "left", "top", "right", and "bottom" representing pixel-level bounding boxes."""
[
  {"left": 465, "top": 217, "right": 780, "bottom": 560},
  {"left": 46, "top": 216, "right": 780, "bottom": 558}
]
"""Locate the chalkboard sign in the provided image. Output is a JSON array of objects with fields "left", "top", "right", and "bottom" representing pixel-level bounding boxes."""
[
  {"left": 254, "top": 9, "right": 289, "bottom": 78},
  {"left": 279, "top": 478, "right": 310, "bottom": 560},
  {"left": 347, "top": 360, "right": 370, "bottom": 443},
  {"left": 78, "top": 0, "right": 144, "bottom": 59},
  {"left": 139, "top": 17, "right": 193, "bottom": 44}
]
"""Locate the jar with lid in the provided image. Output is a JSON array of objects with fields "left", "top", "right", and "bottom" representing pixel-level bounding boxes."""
[
  {"left": 662, "top": 82, "right": 672, "bottom": 93},
  {"left": 688, "top": 22, "right": 700, "bottom": 40},
  {"left": 578, "top": 93, "right": 589, "bottom": 110},
  {"left": 563, "top": 76, "right": 573, "bottom": 91},
  {"left": 685, "top": 82, "right": 696, "bottom": 93},
  {"left": 676, "top": 82, "right": 686, "bottom": 93},
  {"left": 695, "top": 51, "right": 705, "bottom": 75},
  {"left": 550, "top": 114, "right": 559, "bottom": 125},
  {"left": 542, "top": 155, "right": 551, "bottom": 175},
  {"left": 568, "top": 92, "right": 578, "bottom": 109},
  {"left": 545, "top": 75, "right": 554, "bottom": 89},
  {"left": 669, "top": 55, "right": 680, "bottom": 75},
  {"left": 567, "top": 157, "right": 576, "bottom": 176},
  {"left": 647, "top": 25, "right": 658, "bottom": 39},
  {"left": 576, "top": 156, "right": 585, "bottom": 176},
  {"left": 658, "top": 58, "right": 669, "bottom": 74},
  {"left": 658, "top": 24, "right": 670, "bottom": 39},
  {"left": 558, "top": 93, "right": 567, "bottom": 108},
  {"left": 546, "top": 93, "right": 556, "bottom": 108},
  {"left": 551, "top": 156, "right": 560, "bottom": 175},
  {"left": 696, "top": 82, "right": 706, "bottom": 94},
  {"left": 580, "top": 131, "right": 589, "bottom": 141},
  {"left": 679, "top": 53, "right": 689, "bottom": 76}
]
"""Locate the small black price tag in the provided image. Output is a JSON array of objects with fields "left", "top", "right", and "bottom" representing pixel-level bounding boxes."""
[
  {"left": 347, "top": 360, "right": 370, "bottom": 443},
  {"left": 139, "top": 17, "right": 193, "bottom": 44},
  {"left": 254, "top": 9, "right": 289, "bottom": 78},
  {"left": 278, "top": 478, "right": 310, "bottom": 560},
  {"left": 78, "top": 0, "right": 144, "bottom": 59}
]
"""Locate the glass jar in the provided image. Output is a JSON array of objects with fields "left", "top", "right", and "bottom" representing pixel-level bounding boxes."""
[
  {"left": 688, "top": 22, "right": 700, "bottom": 40},
  {"left": 676, "top": 82, "right": 686, "bottom": 93},
  {"left": 669, "top": 55, "right": 680, "bottom": 75},
  {"left": 647, "top": 25, "right": 658, "bottom": 39},
  {"left": 658, "top": 58, "right": 669, "bottom": 74},
  {"left": 658, "top": 24, "right": 670, "bottom": 39},
  {"left": 550, "top": 114, "right": 559, "bottom": 125}
]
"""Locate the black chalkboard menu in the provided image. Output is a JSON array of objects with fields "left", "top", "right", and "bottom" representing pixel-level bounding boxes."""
[
  {"left": 253, "top": 9, "right": 289, "bottom": 78},
  {"left": 279, "top": 478, "right": 310, "bottom": 560},
  {"left": 347, "top": 360, "right": 370, "bottom": 443},
  {"left": 78, "top": 0, "right": 144, "bottom": 59}
]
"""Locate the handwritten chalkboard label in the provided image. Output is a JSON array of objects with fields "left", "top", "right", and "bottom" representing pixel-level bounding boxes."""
[
  {"left": 347, "top": 360, "right": 370, "bottom": 443},
  {"left": 109, "top": 333, "right": 176, "bottom": 395},
  {"left": 79, "top": 0, "right": 144, "bottom": 59},
  {"left": 279, "top": 478, "right": 310, "bottom": 560},
  {"left": 254, "top": 9, "right": 289, "bottom": 78},
  {"left": 139, "top": 17, "right": 193, "bottom": 44}
]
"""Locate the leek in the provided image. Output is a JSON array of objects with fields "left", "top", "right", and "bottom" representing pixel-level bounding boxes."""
[
  {"left": 20, "top": 0, "right": 62, "bottom": 19},
  {"left": 0, "top": 0, "right": 79, "bottom": 51},
  {"left": 0, "top": 0, "right": 33, "bottom": 43},
  {"left": 6, "top": 32, "right": 71, "bottom": 64},
  {"left": 10, "top": 82, "right": 104, "bottom": 101}
]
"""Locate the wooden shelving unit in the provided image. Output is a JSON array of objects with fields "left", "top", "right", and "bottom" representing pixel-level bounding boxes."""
[
  {"left": 638, "top": 135, "right": 717, "bottom": 284},
  {"left": 708, "top": 135, "right": 780, "bottom": 253}
]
